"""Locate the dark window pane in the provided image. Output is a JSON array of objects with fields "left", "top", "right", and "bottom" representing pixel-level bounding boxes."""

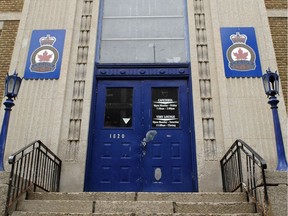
[
  {"left": 152, "top": 88, "right": 180, "bottom": 128},
  {"left": 104, "top": 88, "right": 133, "bottom": 128}
]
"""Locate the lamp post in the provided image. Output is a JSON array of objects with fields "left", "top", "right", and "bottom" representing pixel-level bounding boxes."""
[
  {"left": 262, "top": 68, "right": 288, "bottom": 171},
  {"left": 0, "top": 72, "right": 22, "bottom": 171}
]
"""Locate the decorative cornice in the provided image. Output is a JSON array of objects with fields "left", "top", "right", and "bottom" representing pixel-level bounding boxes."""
[{"left": 95, "top": 63, "right": 190, "bottom": 77}]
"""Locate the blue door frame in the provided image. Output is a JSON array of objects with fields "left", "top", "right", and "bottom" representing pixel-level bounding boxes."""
[{"left": 84, "top": 64, "right": 198, "bottom": 192}]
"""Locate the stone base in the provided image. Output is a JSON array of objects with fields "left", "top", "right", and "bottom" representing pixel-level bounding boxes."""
[
  {"left": 0, "top": 172, "right": 10, "bottom": 216},
  {"left": 265, "top": 170, "right": 287, "bottom": 216}
]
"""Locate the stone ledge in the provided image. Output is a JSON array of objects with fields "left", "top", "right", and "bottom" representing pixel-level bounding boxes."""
[
  {"left": 0, "top": 12, "right": 21, "bottom": 20},
  {"left": 265, "top": 170, "right": 288, "bottom": 185},
  {"left": 267, "top": 9, "right": 288, "bottom": 17}
]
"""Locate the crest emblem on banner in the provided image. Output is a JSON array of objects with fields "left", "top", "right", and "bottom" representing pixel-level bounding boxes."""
[
  {"left": 30, "top": 34, "right": 59, "bottom": 73},
  {"left": 220, "top": 27, "right": 262, "bottom": 78},
  {"left": 226, "top": 32, "right": 256, "bottom": 71}
]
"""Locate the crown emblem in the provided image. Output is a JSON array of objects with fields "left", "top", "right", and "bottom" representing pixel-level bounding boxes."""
[
  {"left": 226, "top": 31, "right": 256, "bottom": 71},
  {"left": 39, "top": 34, "right": 56, "bottom": 46},
  {"left": 230, "top": 32, "right": 247, "bottom": 44}
]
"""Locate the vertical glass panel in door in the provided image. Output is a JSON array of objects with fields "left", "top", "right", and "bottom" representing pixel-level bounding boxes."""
[{"left": 104, "top": 88, "right": 133, "bottom": 127}]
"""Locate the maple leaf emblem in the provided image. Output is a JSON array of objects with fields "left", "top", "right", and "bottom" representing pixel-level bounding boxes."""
[
  {"left": 38, "top": 51, "right": 53, "bottom": 62},
  {"left": 233, "top": 48, "right": 248, "bottom": 60}
]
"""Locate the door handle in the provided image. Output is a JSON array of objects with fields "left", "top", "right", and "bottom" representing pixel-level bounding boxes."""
[{"left": 141, "top": 130, "right": 157, "bottom": 156}]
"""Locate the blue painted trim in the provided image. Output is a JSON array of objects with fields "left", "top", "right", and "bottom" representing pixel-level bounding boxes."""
[
  {"left": 187, "top": 68, "right": 199, "bottom": 191},
  {"left": 84, "top": 71, "right": 98, "bottom": 191},
  {"left": 183, "top": 0, "right": 191, "bottom": 61},
  {"left": 95, "top": 0, "right": 104, "bottom": 63},
  {"left": 95, "top": 63, "right": 190, "bottom": 78}
]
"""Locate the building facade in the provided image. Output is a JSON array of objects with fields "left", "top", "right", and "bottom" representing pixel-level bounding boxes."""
[{"left": 0, "top": 0, "right": 287, "bottom": 192}]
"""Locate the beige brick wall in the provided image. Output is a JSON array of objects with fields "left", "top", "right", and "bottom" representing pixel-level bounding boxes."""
[
  {"left": 0, "top": 21, "right": 20, "bottom": 97},
  {"left": 0, "top": 0, "right": 23, "bottom": 97},
  {"left": 265, "top": 0, "right": 288, "bottom": 113},
  {"left": 269, "top": 18, "right": 288, "bottom": 113},
  {"left": 0, "top": 0, "right": 24, "bottom": 12}
]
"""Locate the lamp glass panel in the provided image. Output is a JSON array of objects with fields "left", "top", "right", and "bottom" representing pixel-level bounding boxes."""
[
  {"left": 275, "top": 77, "right": 279, "bottom": 92},
  {"left": 13, "top": 79, "right": 21, "bottom": 96},
  {"left": 262, "top": 75, "right": 270, "bottom": 93},
  {"left": 269, "top": 75, "right": 276, "bottom": 91},
  {"left": 7, "top": 78, "right": 15, "bottom": 95}
]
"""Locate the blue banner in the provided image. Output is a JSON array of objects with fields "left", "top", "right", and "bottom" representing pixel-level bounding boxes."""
[
  {"left": 24, "top": 30, "right": 66, "bottom": 79},
  {"left": 220, "top": 27, "right": 262, "bottom": 78}
]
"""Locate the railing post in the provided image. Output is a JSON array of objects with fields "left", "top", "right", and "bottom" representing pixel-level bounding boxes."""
[
  {"left": 34, "top": 146, "right": 40, "bottom": 192},
  {"left": 57, "top": 160, "right": 61, "bottom": 191},
  {"left": 5, "top": 156, "right": 15, "bottom": 216},
  {"left": 220, "top": 160, "right": 227, "bottom": 192},
  {"left": 236, "top": 143, "right": 243, "bottom": 192},
  {"left": 261, "top": 167, "right": 269, "bottom": 204}
]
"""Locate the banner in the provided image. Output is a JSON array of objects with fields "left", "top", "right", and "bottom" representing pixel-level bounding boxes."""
[
  {"left": 24, "top": 30, "right": 66, "bottom": 79},
  {"left": 220, "top": 27, "right": 262, "bottom": 78}
]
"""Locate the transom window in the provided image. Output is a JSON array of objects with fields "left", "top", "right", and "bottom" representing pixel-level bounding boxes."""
[{"left": 98, "top": 0, "right": 189, "bottom": 64}]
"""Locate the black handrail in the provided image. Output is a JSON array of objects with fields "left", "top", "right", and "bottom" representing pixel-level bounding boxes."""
[
  {"left": 5, "top": 140, "right": 61, "bottom": 215},
  {"left": 220, "top": 139, "right": 268, "bottom": 215}
]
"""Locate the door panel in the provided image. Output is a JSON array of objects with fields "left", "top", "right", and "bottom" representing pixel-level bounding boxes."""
[
  {"left": 142, "top": 81, "right": 192, "bottom": 191},
  {"left": 85, "top": 80, "right": 193, "bottom": 192}
]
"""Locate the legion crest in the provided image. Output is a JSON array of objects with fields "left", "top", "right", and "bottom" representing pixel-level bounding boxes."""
[
  {"left": 30, "top": 34, "right": 59, "bottom": 73},
  {"left": 226, "top": 32, "right": 256, "bottom": 71}
]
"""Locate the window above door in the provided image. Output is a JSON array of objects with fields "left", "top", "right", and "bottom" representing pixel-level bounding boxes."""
[{"left": 97, "top": 0, "right": 190, "bottom": 64}]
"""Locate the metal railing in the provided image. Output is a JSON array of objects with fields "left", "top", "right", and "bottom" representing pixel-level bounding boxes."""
[
  {"left": 220, "top": 139, "right": 268, "bottom": 215},
  {"left": 5, "top": 140, "right": 61, "bottom": 215}
]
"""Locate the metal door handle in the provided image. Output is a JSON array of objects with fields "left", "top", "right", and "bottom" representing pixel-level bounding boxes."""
[{"left": 141, "top": 130, "right": 157, "bottom": 156}]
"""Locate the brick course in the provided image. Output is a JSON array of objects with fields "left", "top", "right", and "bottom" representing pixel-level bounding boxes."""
[
  {"left": 0, "top": 0, "right": 24, "bottom": 12},
  {"left": 0, "top": 21, "right": 20, "bottom": 96},
  {"left": 265, "top": 0, "right": 287, "bottom": 9}
]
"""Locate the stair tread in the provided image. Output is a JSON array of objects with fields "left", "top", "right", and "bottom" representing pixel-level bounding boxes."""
[
  {"left": 28, "top": 192, "right": 247, "bottom": 202},
  {"left": 19, "top": 199, "right": 254, "bottom": 204},
  {"left": 12, "top": 212, "right": 261, "bottom": 216},
  {"left": 12, "top": 192, "right": 259, "bottom": 215}
]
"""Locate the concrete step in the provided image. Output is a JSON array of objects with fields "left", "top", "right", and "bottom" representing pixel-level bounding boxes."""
[
  {"left": 12, "top": 213, "right": 262, "bottom": 216},
  {"left": 11, "top": 192, "right": 260, "bottom": 215},
  {"left": 27, "top": 192, "right": 248, "bottom": 202},
  {"left": 15, "top": 200, "right": 256, "bottom": 214}
]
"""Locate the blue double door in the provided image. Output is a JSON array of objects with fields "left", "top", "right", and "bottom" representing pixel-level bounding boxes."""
[{"left": 85, "top": 79, "right": 195, "bottom": 192}]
